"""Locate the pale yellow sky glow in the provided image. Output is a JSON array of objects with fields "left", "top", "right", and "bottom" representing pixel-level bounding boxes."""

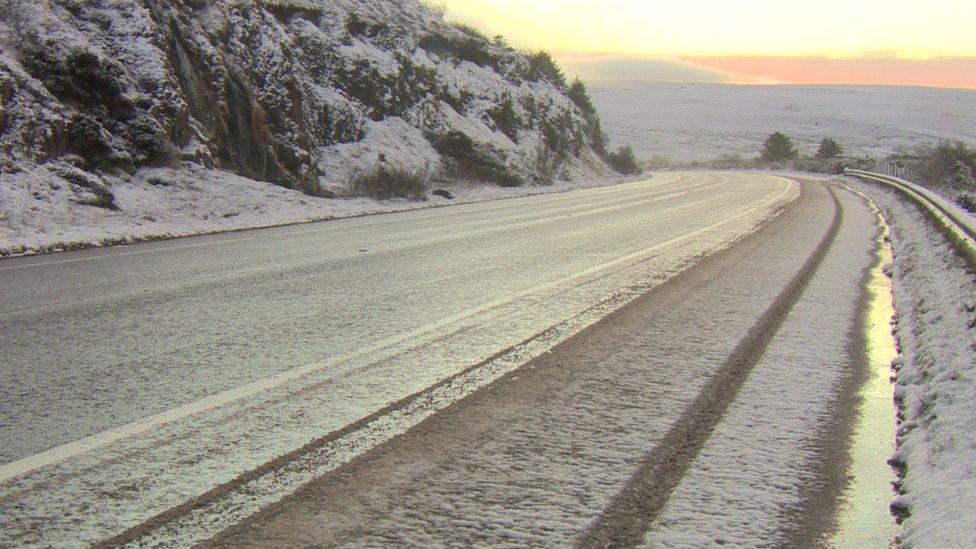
[{"left": 441, "top": 0, "right": 976, "bottom": 59}]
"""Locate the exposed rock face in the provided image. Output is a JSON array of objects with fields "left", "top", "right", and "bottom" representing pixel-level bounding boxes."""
[{"left": 0, "top": 0, "right": 614, "bottom": 197}]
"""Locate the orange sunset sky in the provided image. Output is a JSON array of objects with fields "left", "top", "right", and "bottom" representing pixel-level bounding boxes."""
[{"left": 441, "top": 0, "right": 976, "bottom": 89}]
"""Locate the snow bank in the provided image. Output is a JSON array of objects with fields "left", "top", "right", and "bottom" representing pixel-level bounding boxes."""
[{"left": 0, "top": 161, "right": 630, "bottom": 258}]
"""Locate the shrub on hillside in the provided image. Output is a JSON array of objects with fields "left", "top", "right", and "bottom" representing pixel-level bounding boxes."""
[
  {"left": 345, "top": 13, "right": 388, "bottom": 39},
  {"left": 418, "top": 27, "right": 497, "bottom": 68},
  {"left": 918, "top": 141, "right": 976, "bottom": 188},
  {"left": 452, "top": 36, "right": 494, "bottom": 67},
  {"left": 23, "top": 41, "right": 133, "bottom": 118},
  {"left": 333, "top": 56, "right": 436, "bottom": 120},
  {"left": 421, "top": 0, "right": 447, "bottom": 20},
  {"left": 426, "top": 130, "right": 521, "bottom": 186},
  {"left": 607, "top": 145, "right": 642, "bottom": 175},
  {"left": 487, "top": 93, "right": 520, "bottom": 141},
  {"left": 450, "top": 21, "right": 489, "bottom": 41},
  {"left": 531, "top": 140, "right": 563, "bottom": 184},
  {"left": 539, "top": 109, "right": 580, "bottom": 159},
  {"left": 264, "top": 1, "right": 324, "bottom": 24}
]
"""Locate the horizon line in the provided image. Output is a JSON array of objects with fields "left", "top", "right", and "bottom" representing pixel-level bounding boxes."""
[{"left": 577, "top": 78, "right": 976, "bottom": 92}]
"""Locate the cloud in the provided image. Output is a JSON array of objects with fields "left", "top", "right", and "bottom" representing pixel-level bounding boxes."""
[
  {"left": 554, "top": 53, "right": 976, "bottom": 89},
  {"left": 683, "top": 56, "right": 976, "bottom": 89},
  {"left": 557, "top": 54, "right": 732, "bottom": 83}
]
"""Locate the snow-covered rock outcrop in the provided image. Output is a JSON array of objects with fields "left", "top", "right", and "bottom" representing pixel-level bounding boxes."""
[{"left": 0, "top": 0, "right": 618, "bottom": 255}]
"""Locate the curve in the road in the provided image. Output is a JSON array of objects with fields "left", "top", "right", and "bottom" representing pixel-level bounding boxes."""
[
  {"left": 0, "top": 178, "right": 776, "bottom": 484},
  {"left": 200, "top": 180, "right": 845, "bottom": 547},
  {"left": 0, "top": 173, "right": 798, "bottom": 547},
  {"left": 97, "top": 177, "right": 796, "bottom": 547}
]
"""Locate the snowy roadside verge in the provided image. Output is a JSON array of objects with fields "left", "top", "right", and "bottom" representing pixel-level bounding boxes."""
[
  {"left": 845, "top": 176, "right": 976, "bottom": 547},
  {"left": 0, "top": 164, "right": 636, "bottom": 259}
]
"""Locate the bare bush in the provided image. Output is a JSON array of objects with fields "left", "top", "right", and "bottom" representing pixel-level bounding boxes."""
[
  {"left": 351, "top": 162, "right": 430, "bottom": 201},
  {"left": 918, "top": 141, "right": 975, "bottom": 190},
  {"left": 421, "top": 0, "right": 447, "bottom": 20},
  {"left": 532, "top": 140, "right": 562, "bottom": 184}
]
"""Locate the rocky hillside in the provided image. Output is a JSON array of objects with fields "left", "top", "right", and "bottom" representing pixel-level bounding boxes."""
[{"left": 0, "top": 0, "right": 619, "bottom": 212}]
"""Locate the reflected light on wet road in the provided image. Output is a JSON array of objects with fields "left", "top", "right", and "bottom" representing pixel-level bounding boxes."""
[{"left": 830, "top": 217, "right": 900, "bottom": 547}]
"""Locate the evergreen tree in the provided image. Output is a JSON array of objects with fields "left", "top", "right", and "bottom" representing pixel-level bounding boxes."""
[
  {"left": 567, "top": 77, "right": 596, "bottom": 115},
  {"left": 761, "top": 132, "right": 798, "bottom": 162},
  {"left": 816, "top": 137, "right": 843, "bottom": 159},
  {"left": 527, "top": 50, "right": 566, "bottom": 88}
]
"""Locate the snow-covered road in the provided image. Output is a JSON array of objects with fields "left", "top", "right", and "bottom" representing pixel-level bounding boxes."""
[
  {"left": 1, "top": 172, "right": 804, "bottom": 545},
  {"left": 208, "top": 178, "right": 885, "bottom": 547}
]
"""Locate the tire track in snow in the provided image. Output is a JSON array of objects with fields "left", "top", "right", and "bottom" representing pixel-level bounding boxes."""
[
  {"left": 577, "top": 186, "right": 843, "bottom": 548},
  {"left": 200, "top": 179, "right": 829, "bottom": 548}
]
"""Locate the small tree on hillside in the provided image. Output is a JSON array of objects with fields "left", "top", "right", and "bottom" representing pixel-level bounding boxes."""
[
  {"left": 526, "top": 50, "right": 566, "bottom": 88},
  {"left": 817, "top": 137, "right": 843, "bottom": 159},
  {"left": 567, "top": 77, "right": 596, "bottom": 115},
  {"left": 761, "top": 132, "right": 798, "bottom": 163}
]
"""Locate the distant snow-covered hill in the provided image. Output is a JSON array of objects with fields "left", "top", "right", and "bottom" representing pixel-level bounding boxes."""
[{"left": 588, "top": 81, "right": 976, "bottom": 161}]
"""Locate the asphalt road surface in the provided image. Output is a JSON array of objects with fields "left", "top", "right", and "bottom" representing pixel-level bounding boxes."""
[{"left": 0, "top": 172, "right": 880, "bottom": 546}]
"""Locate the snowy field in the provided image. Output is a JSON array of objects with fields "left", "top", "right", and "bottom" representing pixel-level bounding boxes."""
[{"left": 588, "top": 81, "right": 976, "bottom": 161}]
